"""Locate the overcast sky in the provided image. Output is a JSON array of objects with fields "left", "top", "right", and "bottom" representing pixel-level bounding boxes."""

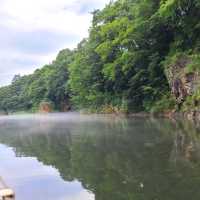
[{"left": 0, "top": 0, "right": 109, "bottom": 86}]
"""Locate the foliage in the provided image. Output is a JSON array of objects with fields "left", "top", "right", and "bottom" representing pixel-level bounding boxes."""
[
  {"left": 0, "top": 49, "right": 73, "bottom": 112},
  {"left": 69, "top": 0, "right": 173, "bottom": 112},
  {"left": 150, "top": 93, "right": 176, "bottom": 113},
  {"left": 1, "top": 0, "right": 200, "bottom": 113},
  {"left": 182, "top": 88, "right": 200, "bottom": 112},
  {"left": 186, "top": 54, "right": 200, "bottom": 73}
]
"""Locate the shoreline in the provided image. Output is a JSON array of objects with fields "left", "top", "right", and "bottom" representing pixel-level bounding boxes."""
[{"left": 1, "top": 110, "right": 200, "bottom": 122}]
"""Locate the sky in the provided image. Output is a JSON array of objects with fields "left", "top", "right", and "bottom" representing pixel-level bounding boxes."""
[
  {"left": 0, "top": 144, "right": 94, "bottom": 200},
  {"left": 0, "top": 0, "right": 110, "bottom": 86}
]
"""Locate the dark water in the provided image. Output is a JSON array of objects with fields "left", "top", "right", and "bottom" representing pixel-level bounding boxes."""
[{"left": 0, "top": 113, "right": 200, "bottom": 200}]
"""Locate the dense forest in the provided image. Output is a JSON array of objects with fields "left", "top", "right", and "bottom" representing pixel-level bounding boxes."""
[{"left": 0, "top": 0, "right": 200, "bottom": 114}]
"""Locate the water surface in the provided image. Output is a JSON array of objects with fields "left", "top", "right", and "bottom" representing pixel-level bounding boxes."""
[{"left": 0, "top": 113, "right": 200, "bottom": 200}]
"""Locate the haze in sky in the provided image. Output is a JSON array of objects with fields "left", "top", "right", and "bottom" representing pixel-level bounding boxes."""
[{"left": 0, "top": 0, "right": 110, "bottom": 86}]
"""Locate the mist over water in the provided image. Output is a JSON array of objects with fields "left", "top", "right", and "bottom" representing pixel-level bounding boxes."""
[{"left": 0, "top": 113, "right": 200, "bottom": 200}]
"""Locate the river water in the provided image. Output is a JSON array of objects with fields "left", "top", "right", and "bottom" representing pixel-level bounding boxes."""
[{"left": 0, "top": 113, "right": 200, "bottom": 200}]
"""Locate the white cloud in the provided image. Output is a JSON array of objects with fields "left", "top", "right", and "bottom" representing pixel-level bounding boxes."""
[
  {"left": 0, "top": 0, "right": 110, "bottom": 86},
  {"left": 0, "top": 0, "right": 108, "bottom": 34}
]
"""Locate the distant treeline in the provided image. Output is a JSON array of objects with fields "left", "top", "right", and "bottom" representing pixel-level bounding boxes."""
[{"left": 0, "top": 0, "right": 200, "bottom": 113}]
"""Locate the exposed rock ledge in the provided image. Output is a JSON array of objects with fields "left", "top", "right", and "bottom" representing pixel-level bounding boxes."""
[
  {"left": 165, "top": 54, "right": 200, "bottom": 120},
  {"left": 165, "top": 56, "right": 200, "bottom": 103}
]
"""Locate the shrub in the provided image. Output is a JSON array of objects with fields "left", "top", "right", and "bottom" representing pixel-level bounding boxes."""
[{"left": 150, "top": 94, "right": 176, "bottom": 114}]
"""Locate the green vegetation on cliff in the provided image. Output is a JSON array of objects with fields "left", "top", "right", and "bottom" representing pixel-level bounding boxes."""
[{"left": 0, "top": 0, "right": 200, "bottom": 113}]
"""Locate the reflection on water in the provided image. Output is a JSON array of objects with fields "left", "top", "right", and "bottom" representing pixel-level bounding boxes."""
[{"left": 0, "top": 113, "right": 200, "bottom": 200}]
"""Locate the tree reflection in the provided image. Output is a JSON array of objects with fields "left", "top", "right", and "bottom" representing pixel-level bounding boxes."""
[{"left": 0, "top": 117, "right": 200, "bottom": 200}]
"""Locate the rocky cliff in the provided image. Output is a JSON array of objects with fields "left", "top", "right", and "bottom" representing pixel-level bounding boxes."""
[{"left": 165, "top": 53, "right": 200, "bottom": 120}]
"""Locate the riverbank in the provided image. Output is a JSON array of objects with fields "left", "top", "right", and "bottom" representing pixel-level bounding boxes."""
[{"left": 1, "top": 109, "right": 200, "bottom": 123}]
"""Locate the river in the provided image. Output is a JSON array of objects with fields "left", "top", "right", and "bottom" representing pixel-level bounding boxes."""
[{"left": 0, "top": 113, "right": 200, "bottom": 200}]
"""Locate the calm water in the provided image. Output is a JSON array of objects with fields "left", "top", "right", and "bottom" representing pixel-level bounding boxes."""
[{"left": 0, "top": 113, "right": 200, "bottom": 200}]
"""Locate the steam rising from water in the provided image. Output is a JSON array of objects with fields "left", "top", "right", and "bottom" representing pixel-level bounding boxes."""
[
  {"left": 0, "top": 112, "right": 121, "bottom": 122},
  {"left": 0, "top": 112, "right": 126, "bottom": 136}
]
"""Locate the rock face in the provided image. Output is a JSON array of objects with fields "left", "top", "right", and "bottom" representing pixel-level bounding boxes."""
[
  {"left": 39, "top": 102, "right": 53, "bottom": 113},
  {"left": 165, "top": 56, "right": 200, "bottom": 104},
  {"left": 165, "top": 54, "right": 200, "bottom": 120}
]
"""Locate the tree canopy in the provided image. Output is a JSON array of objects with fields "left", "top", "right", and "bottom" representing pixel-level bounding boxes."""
[{"left": 0, "top": 0, "right": 200, "bottom": 113}]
